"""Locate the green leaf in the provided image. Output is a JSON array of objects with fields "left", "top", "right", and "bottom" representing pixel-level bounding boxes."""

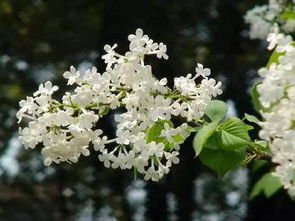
[
  {"left": 245, "top": 113, "right": 260, "bottom": 124},
  {"left": 266, "top": 50, "right": 285, "bottom": 68},
  {"left": 281, "top": 11, "right": 295, "bottom": 19},
  {"left": 199, "top": 148, "right": 246, "bottom": 177},
  {"left": 245, "top": 125, "right": 254, "bottom": 131},
  {"left": 252, "top": 160, "right": 268, "bottom": 172},
  {"left": 254, "top": 140, "right": 269, "bottom": 151},
  {"left": 250, "top": 173, "right": 283, "bottom": 199},
  {"left": 203, "top": 117, "right": 252, "bottom": 151},
  {"left": 100, "top": 106, "right": 110, "bottom": 115},
  {"left": 187, "top": 126, "right": 200, "bottom": 132},
  {"left": 173, "top": 133, "right": 185, "bottom": 143},
  {"left": 251, "top": 82, "right": 265, "bottom": 112},
  {"left": 203, "top": 131, "right": 221, "bottom": 150},
  {"left": 146, "top": 120, "right": 173, "bottom": 143},
  {"left": 193, "top": 122, "right": 218, "bottom": 156},
  {"left": 218, "top": 117, "right": 251, "bottom": 151},
  {"left": 146, "top": 120, "right": 187, "bottom": 151},
  {"left": 205, "top": 100, "right": 228, "bottom": 122}
]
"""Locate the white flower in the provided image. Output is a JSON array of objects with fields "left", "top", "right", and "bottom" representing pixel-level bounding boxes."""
[
  {"left": 148, "top": 142, "right": 164, "bottom": 157},
  {"left": 77, "top": 112, "right": 99, "bottom": 129},
  {"left": 128, "top": 28, "right": 148, "bottom": 42},
  {"left": 156, "top": 43, "right": 168, "bottom": 59},
  {"left": 174, "top": 74, "right": 197, "bottom": 96},
  {"left": 245, "top": 0, "right": 294, "bottom": 42},
  {"left": 128, "top": 29, "right": 149, "bottom": 56},
  {"left": 98, "top": 150, "right": 111, "bottom": 168},
  {"left": 160, "top": 123, "right": 178, "bottom": 144},
  {"left": 159, "top": 78, "right": 168, "bottom": 86},
  {"left": 63, "top": 66, "right": 80, "bottom": 85},
  {"left": 51, "top": 111, "right": 74, "bottom": 126},
  {"left": 19, "top": 121, "right": 47, "bottom": 149},
  {"left": 144, "top": 165, "right": 160, "bottom": 182},
  {"left": 93, "top": 136, "right": 108, "bottom": 152},
  {"left": 116, "top": 129, "right": 130, "bottom": 145},
  {"left": 195, "top": 63, "right": 211, "bottom": 78},
  {"left": 33, "top": 81, "right": 58, "bottom": 96},
  {"left": 267, "top": 25, "right": 282, "bottom": 50},
  {"left": 165, "top": 151, "right": 180, "bottom": 165},
  {"left": 257, "top": 32, "right": 295, "bottom": 197},
  {"left": 102, "top": 44, "right": 118, "bottom": 69},
  {"left": 16, "top": 97, "right": 37, "bottom": 122}
]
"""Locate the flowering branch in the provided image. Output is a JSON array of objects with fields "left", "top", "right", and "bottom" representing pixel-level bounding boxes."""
[
  {"left": 244, "top": 0, "right": 295, "bottom": 199},
  {"left": 17, "top": 28, "right": 223, "bottom": 182},
  {"left": 16, "top": 10, "right": 295, "bottom": 202}
]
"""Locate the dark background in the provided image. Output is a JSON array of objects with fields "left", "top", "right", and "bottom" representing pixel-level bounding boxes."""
[{"left": 0, "top": 0, "right": 294, "bottom": 220}]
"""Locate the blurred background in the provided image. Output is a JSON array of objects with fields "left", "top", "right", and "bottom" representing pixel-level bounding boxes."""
[{"left": 1, "top": 0, "right": 295, "bottom": 220}]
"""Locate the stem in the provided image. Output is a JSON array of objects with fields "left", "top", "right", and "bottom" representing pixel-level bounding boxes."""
[
  {"left": 146, "top": 50, "right": 160, "bottom": 55},
  {"left": 105, "top": 138, "right": 116, "bottom": 144},
  {"left": 243, "top": 145, "right": 274, "bottom": 165},
  {"left": 174, "top": 115, "right": 203, "bottom": 127},
  {"left": 258, "top": 153, "right": 273, "bottom": 162}
]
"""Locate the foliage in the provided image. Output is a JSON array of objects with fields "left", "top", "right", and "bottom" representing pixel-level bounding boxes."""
[
  {"left": 250, "top": 172, "right": 283, "bottom": 199},
  {"left": 194, "top": 112, "right": 251, "bottom": 176}
]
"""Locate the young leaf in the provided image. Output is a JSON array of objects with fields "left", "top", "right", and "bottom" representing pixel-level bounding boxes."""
[
  {"left": 218, "top": 117, "right": 251, "bottom": 151},
  {"left": 193, "top": 122, "right": 218, "bottom": 156},
  {"left": 205, "top": 100, "right": 228, "bottom": 122},
  {"left": 254, "top": 140, "right": 269, "bottom": 151},
  {"left": 266, "top": 50, "right": 285, "bottom": 68},
  {"left": 245, "top": 113, "right": 260, "bottom": 125},
  {"left": 146, "top": 120, "right": 187, "bottom": 151},
  {"left": 202, "top": 117, "right": 252, "bottom": 151},
  {"left": 280, "top": 11, "right": 295, "bottom": 19},
  {"left": 251, "top": 82, "right": 264, "bottom": 112},
  {"left": 146, "top": 120, "right": 173, "bottom": 143},
  {"left": 188, "top": 126, "right": 200, "bottom": 132},
  {"left": 199, "top": 147, "right": 246, "bottom": 177},
  {"left": 245, "top": 125, "right": 254, "bottom": 131},
  {"left": 252, "top": 160, "right": 268, "bottom": 172},
  {"left": 203, "top": 131, "right": 221, "bottom": 150},
  {"left": 250, "top": 173, "right": 283, "bottom": 199}
]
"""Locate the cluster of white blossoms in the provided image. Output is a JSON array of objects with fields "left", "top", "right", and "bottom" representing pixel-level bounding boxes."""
[
  {"left": 17, "top": 29, "right": 222, "bottom": 181},
  {"left": 257, "top": 28, "right": 295, "bottom": 196},
  {"left": 245, "top": 0, "right": 295, "bottom": 40}
]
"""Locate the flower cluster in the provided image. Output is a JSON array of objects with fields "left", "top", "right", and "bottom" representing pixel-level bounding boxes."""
[
  {"left": 17, "top": 29, "right": 222, "bottom": 181},
  {"left": 257, "top": 29, "right": 295, "bottom": 196},
  {"left": 245, "top": 0, "right": 295, "bottom": 40}
]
